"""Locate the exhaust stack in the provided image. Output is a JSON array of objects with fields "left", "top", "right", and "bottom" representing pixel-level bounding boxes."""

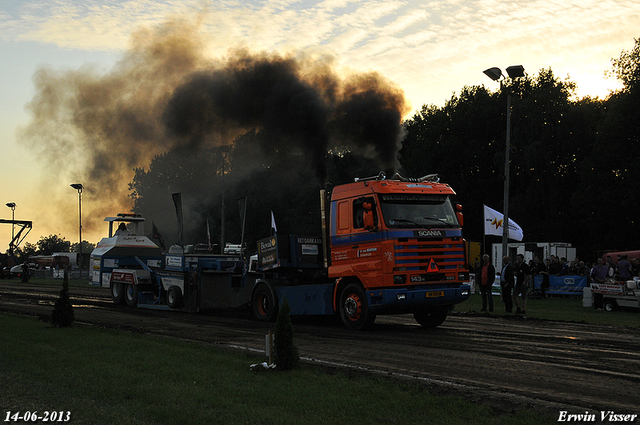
[{"left": 320, "top": 189, "right": 330, "bottom": 269}]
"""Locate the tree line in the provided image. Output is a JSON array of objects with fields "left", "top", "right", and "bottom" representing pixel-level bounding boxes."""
[
  {"left": 3, "top": 235, "right": 95, "bottom": 264},
  {"left": 400, "top": 38, "right": 639, "bottom": 259}
]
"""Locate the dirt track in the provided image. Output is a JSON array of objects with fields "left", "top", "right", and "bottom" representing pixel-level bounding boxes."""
[{"left": 2, "top": 281, "right": 640, "bottom": 420}]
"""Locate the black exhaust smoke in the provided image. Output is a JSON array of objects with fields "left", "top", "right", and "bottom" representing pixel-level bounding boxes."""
[
  {"left": 163, "top": 49, "right": 408, "bottom": 184},
  {"left": 18, "top": 17, "right": 408, "bottom": 239}
]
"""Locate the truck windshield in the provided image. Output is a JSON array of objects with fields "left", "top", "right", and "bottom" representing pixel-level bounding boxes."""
[{"left": 379, "top": 194, "right": 458, "bottom": 228}]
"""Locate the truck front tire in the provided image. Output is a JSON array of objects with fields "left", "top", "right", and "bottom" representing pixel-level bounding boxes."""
[{"left": 339, "top": 283, "right": 375, "bottom": 331}]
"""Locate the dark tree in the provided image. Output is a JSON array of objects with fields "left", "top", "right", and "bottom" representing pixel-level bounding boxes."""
[
  {"left": 399, "top": 69, "right": 602, "bottom": 254},
  {"left": 571, "top": 38, "right": 640, "bottom": 253},
  {"left": 273, "top": 298, "right": 298, "bottom": 371},
  {"left": 51, "top": 269, "right": 74, "bottom": 327},
  {"left": 36, "top": 234, "right": 71, "bottom": 255}
]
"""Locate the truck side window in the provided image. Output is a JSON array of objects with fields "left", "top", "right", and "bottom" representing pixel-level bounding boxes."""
[{"left": 353, "top": 197, "right": 377, "bottom": 230}]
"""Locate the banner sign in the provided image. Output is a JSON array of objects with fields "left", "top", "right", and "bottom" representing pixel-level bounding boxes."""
[{"left": 533, "top": 275, "right": 588, "bottom": 294}]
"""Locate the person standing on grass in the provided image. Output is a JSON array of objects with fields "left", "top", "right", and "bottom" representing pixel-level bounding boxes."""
[
  {"left": 590, "top": 258, "right": 609, "bottom": 283},
  {"left": 500, "top": 256, "right": 515, "bottom": 313},
  {"left": 632, "top": 258, "right": 640, "bottom": 277},
  {"left": 616, "top": 255, "right": 632, "bottom": 281},
  {"left": 531, "top": 257, "right": 550, "bottom": 298},
  {"left": 477, "top": 254, "right": 495, "bottom": 313},
  {"left": 513, "top": 254, "right": 530, "bottom": 315}
]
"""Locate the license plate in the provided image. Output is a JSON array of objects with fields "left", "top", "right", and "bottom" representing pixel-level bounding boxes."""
[{"left": 426, "top": 291, "right": 444, "bottom": 298}]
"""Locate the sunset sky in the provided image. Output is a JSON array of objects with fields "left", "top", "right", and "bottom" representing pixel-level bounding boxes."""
[{"left": 1, "top": 0, "right": 638, "bottom": 250}]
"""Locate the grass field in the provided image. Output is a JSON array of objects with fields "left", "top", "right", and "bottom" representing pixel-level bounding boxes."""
[
  {"left": 454, "top": 291, "right": 640, "bottom": 328},
  {"left": 1, "top": 278, "right": 637, "bottom": 424},
  {"left": 1, "top": 313, "right": 558, "bottom": 425}
]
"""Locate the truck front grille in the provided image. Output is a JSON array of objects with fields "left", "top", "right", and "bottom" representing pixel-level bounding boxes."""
[{"left": 392, "top": 237, "right": 465, "bottom": 273}]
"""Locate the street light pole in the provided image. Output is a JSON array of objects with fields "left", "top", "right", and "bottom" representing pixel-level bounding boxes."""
[
  {"left": 483, "top": 65, "right": 525, "bottom": 262},
  {"left": 503, "top": 92, "right": 512, "bottom": 262},
  {"left": 6, "top": 202, "right": 16, "bottom": 259},
  {"left": 71, "top": 184, "right": 83, "bottom": 274}
]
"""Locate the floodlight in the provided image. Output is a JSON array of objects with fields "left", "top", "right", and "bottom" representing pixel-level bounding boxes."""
[
  {"left": 506, "top": 65, "right": 525, "bottom": 78},
  {"left": 483, "top": 67, "right": 502, "bottom": 81}
]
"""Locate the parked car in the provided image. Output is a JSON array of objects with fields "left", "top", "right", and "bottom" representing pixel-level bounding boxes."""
[{"left": 10, "top": 263, "right": 35, "bottom": 279}]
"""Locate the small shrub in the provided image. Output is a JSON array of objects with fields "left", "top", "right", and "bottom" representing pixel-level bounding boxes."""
[
  {"left": 51, "top": 269, "right": 74, "bottom": 327},
  {"left": 274, "top": 298, "right": 299, "bottom": 370}
]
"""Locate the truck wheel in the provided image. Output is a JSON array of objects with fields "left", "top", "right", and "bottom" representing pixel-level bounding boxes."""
[
  {"left": 339, "top": 284, "right": 375, "bottom": 331},
  {"left": 167, "top": 286, "right": 183, "bottom": 309},
  {"left": 252, "top": 284, "right": 277, "bottom": 322},
  {"left": 111, "top": 282, "right": 125, "bottom": 305},
  {"left": 603, "top": 300, "right": 616, "bottom": 312},
  {"left": 125, "top": 284, "right": 139, "bottom": 307},
  {"left": 414, "top": 307, "right": 448, "bottom": 328}
]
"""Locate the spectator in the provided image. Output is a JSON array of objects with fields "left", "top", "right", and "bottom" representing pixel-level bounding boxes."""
[
  {"left": 558, "top": 257, "right": 570, "bottom": 276},
  {"left": 616, "top": 255, "right": 633, "bottom": 281},
  {"left": 500, "top": 256, "right": 515, "bottom": 313},
  {"left": 531, "top": 256, "right": 550, "bottom": 299},
  {"left": 476, "top": 254, "right": 495, "bottom": 313},
  {"left": 21, "top": 262, "right": 30, "bottom": 283},
  {"left": 513, "top": 254, "right": 531, "bottom": 315},
  {"left": 576, "top": 261, "right": 589, "bottom": 276},
  {"left": 632, "top": 258, "right": 640, "bottom": 277},
  {"left": 548, "top": 255, "right": 562, "bottom": 275},
  {"left": 590, "top": 258, "right": 609, "bottom": 283},
  {"left": 605, "top": 256, "right": 616, "bottom": 278}
]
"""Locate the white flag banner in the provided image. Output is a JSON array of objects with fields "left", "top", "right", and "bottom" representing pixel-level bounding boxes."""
[
  {"left": 483, "top": 205, "right": 524, "bottom": 241},
  {"left": 271, "top": 211, "right": 277, "bottom": 234}
]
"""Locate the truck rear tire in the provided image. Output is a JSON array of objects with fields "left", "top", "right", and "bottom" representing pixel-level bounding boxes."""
[
  {"left": 339, "top": 283, "right": 375, "bottom": 331},
  {"left": 125, "top": 284, "right": 139, "bottom": 307},
  {"left": 167, "top": 286, "right": 183, "bottom": 309},
  {"left": 252, "top": 283, "right": 277, "bottom": 322},
  {"left": 413, "top": 307, "right": 448, "bottom": 328},
  {"left": 111, "top": 282, "right": 125, "bottom": 305}
]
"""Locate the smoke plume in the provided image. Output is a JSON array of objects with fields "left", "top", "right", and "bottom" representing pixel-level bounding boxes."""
[{"left": 18, "top": 16, "right": 409, "bottom": 243}]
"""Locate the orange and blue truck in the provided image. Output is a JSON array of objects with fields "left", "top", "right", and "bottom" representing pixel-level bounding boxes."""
[{"left": 90, "top": 172, "right": 470, "bottom": 330}]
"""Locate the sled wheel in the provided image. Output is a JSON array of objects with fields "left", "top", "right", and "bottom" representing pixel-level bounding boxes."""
[
  {"left": 124, "top": 284, "right": 139, "bottom": 307},
  {"left": 167, "top": 286, "right": 183, "bottom": 309},
  {"left": 111, "top": 282, "right": 125, "bottom": 305}
]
